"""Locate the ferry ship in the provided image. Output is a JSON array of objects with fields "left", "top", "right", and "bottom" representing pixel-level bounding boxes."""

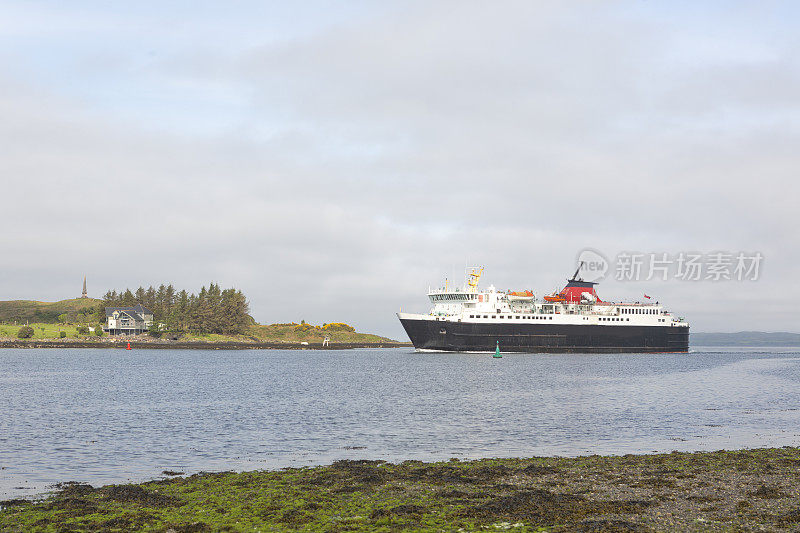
[{"left": 397, "top": 266, "right": 689, "bottom": 353}]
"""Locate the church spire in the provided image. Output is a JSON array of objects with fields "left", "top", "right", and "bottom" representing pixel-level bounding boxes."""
[{"left": 81, "top": 276, "right": 88, "bottom": 299}]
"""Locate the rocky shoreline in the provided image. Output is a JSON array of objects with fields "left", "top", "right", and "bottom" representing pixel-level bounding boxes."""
[
  {"left": 3, "top": 447, "right": 800, "bottom": 531},
  {"left": 0, "top": 339, "right": 412, "bottom": 350}
]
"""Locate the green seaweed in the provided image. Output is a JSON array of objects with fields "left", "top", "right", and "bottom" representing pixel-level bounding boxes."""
[{"left": 4, "top": 447, "right": 800, "bottom": 531}]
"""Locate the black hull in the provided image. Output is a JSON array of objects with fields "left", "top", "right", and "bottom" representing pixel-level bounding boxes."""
[{"left": 399, "top": 318, "right": 689, "bottom": 353}]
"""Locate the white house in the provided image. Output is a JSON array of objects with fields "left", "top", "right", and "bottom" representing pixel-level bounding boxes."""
[{"left": 104, "top": 304, "right": 154, "bottom": 335}]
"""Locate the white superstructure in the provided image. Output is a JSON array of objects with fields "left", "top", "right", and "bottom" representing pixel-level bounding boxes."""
[{"left": 398, "top": 267, "right": 689, "bottom": 329}]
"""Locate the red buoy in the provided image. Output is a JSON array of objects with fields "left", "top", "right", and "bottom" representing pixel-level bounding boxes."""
[{"left": 126, "top": 342, "right": 131, "bottom": 350}]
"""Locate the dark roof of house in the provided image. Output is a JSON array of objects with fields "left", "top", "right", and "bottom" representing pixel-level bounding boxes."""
[
  {"left": 105, "top": 305, "right": 152, "bottom": 319},
  {"left": 105, "top": 310, "right": 143, "bottom": 323}
]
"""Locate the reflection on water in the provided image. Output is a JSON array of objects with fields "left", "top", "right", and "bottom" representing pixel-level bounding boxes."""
[{"left": 2, "top": 347, "right": 800, "bottom": 498}]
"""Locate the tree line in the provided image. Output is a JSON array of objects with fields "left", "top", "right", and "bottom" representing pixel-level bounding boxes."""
[{"left": 95, "top": 283, "right": 252, "bottom": 334}]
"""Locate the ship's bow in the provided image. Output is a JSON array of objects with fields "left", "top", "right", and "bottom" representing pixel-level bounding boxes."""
[{"left": 397, "top": 312, "right": 436, "bottom": 350}]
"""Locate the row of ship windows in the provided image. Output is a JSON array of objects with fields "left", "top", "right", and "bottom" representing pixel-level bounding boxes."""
[
  {"left": 599, "top": 317, "right": 666, "bottom": 323},
  {"left": 622, "top": 308, "right": 658, "bottom": 314},
  {"left": 469, "top": 314, "right": 553, "bottom": 320},
  {"left": 431, "top": 294, "right": 473, "bottom": 301},
  {"left": 464, "top": 315, "right": 665, "bottom": 323},
  {"left": 597, "top": 317, "right": 667, "bottom": 323}
]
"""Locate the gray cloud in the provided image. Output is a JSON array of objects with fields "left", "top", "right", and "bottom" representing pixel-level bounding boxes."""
[{"left": 1, "top": 2, "right": 799, "bottom": 337}]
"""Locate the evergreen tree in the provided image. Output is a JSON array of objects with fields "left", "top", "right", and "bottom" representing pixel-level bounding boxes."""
[
  {"left": 134, "top": 287, "right": 146, "bottom": 306},
  {"left": 145, "top": 286, "right": 157, "bottom": 313},
  {"left": 155, "top": 284, "right": 167, "bottom": 321},
  {"left": 165, "top": 284, "right": 176, "bottom": 323},
  {"left": 120, "top": 289, "right": 136, "bottom": 306},
  {"left": 175, "top": 290, "right": 189, "bottom": 330}
]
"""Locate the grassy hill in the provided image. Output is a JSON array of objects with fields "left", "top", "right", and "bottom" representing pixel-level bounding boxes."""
[
  {"left": 0, "top": 298, "right": 100, "bottom": 324},
  {"left": 247, "top": 322, "right": 395, "bottom": 343}
]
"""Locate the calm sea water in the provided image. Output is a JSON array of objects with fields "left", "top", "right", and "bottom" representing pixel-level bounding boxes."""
[{"left": 2, "top": 347, "right": 800, "bottom": 499}]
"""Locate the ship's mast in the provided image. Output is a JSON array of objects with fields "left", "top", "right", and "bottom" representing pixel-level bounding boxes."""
[
  {"left": 466, "top": 267, "right": 483, "bottom": 293},
  {"left": 569, "top": 262, "right": 584, "bottom": 282}
]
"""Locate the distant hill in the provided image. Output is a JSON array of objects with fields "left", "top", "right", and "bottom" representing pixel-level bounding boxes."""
[
  {"left": 0, "top": 298, "right": 100, "bottom": 324},
  {"left": 692, "top": 331, "right": 800, "bottom": 346}
]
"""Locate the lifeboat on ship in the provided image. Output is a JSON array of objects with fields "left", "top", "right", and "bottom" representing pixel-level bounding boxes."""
[{"left": 507, "top": 290, "right": 535, "bottom": 302}]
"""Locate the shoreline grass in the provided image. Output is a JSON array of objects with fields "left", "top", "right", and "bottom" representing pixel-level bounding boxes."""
[
  {"left": 0, "top": 322, "right": 88, "bottom": 340},
  {"left": 3, "top": 447, "right": 800, "bottom": 531},
  {"left": 0, "top": 322, "right": 398, "bottom": 344}
]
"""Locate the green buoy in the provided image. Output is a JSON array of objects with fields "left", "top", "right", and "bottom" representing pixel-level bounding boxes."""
[{"left": 494, "top": 341, "right": 502, "bottom": 358}]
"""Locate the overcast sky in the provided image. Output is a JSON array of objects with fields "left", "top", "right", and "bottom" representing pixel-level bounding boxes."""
[{"left": 1, "top": 1, "right": 799, "bottom": 338}]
